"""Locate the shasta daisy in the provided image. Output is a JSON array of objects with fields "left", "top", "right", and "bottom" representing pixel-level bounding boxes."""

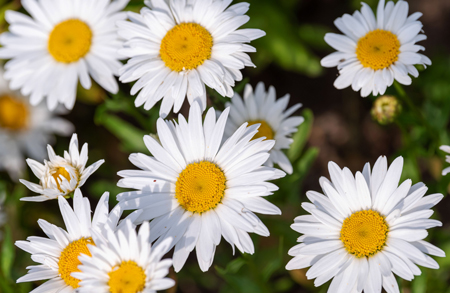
[
  {"left": 321, "top": 0, "right": 431, "bottom": 97},
  {"left": 118, "top": 0, "right": 265, "bottom": 117},
  {"left": 286, "top": 156, "right": 445, "bottom": 293},
  {"left": 117, "top": 102, "right": 284, "bottom": 272},
  {"left": 0, "top": 0, "right": 129, "bottom": 110}
]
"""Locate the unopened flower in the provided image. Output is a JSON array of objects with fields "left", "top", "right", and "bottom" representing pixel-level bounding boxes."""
[{"left": 20, "top": 133, "right": 104, "bottom": 201}]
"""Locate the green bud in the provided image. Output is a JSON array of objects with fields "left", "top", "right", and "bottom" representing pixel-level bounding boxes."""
[{"left": 371, "top": 95, "right": 401, "bottom": 125}]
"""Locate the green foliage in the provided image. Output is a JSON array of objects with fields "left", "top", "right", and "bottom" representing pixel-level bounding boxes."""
[{"left": 246, "top": 0, "right": 324, "bottom": 77}]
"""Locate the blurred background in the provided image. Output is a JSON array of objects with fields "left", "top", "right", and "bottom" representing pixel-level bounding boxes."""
[{"left": 1, "top": 0, "right": 450, "bottom": 292}]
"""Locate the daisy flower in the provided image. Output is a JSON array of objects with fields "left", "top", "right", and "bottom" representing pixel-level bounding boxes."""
[
  {"left": 321, "top": 0, "right": 431, "bottom": 97},
  {"left": 16, "top": 189, "right": 128, "bottom": 292},
  {"left": 118, "top": 0, "right": 265, "bottom": 117},
  {"left": 74, "top": 220, "right": 175, "bottom": 293},
  {"left": 20, "top": 133, "right": 104, "bottom": 202},
  {"left": 0, "top": 0, "right": 129, "bottom": 110},
  {"left": 286, "top": 156, "right": 445, "bottom": 293},
  {"left": 0, "top": 67, "right": 73, "bottom": 180},
  {"left": 439, "top": 145, "right": 450, "bottom": 176},
  {"left": 222, "top": 82, "right": 303, "bottom": 174},
  {"left": 117, "top": 102, "right": 284, "bottom": 272}
]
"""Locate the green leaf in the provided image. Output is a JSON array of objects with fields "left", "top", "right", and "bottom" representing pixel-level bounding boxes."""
[
  {"left": 288, "top": 108, "right": 314, "bottom": 162},
  {"left": 216, "top": 257, "right": 246, "bottom": 275},
  {"left": 96, "top": 113, "right": 147, "bottom": 153},
  {"left": 1, "top": 226, "right": 14, "bottom": 280},
  {"left": 411, "top": 272, "right": 427, "bottom": 293}
]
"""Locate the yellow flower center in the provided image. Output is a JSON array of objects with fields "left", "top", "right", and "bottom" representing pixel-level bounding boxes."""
[
  {"left": 340, "top": 210, "right": 388, "bottom": 258},
  {"left": 48, "top": 19, "right": 92, "bottom": 63},
  {"left": 58, "top": 237, "right": 94, "bottom": 289},
  {"left": 160, "top": 22, "right": 213, "bottom": 72},
  {"left": 51, "top": 167, "right": 72, "bottom": 192},
  {"left": 247, "top": 120, "right": 274, "bottom": 140},
  {"left": 108, "top": 261, "right": 146, "bottom": 293},
  {"left": 356, "top": 29, "right": 400, "bottom": 70},
  {"left": 0, "top": 95, "right": 29, "bottom": 131},
  {"left": 175, "top": 161, "right": 226, "bottom": 213}
]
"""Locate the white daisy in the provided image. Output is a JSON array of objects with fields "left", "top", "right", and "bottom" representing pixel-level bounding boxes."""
[
  {"left": 0, "top": 0, "right": 129, "bottom": 110},
  {"left": 15, "top": 189, "right": 130, "bottom": 292},
  {"left": 223, "top": 82, "right": 303, "bottom": 174},
  {"left": 74, "top": 220, "right": 175, "bottom": 293},
  {"left": 321, "top": 0, "right": 431, "bottom": 97},
  {"left": 117, "top": 101, "right": 284, "bottom": 272},
  {"left": 439, "top": 145, "right": 450, "bottom": 176},
  {"left": 20, "top": 133, "right": 104, "bottom": 202},
  {"left": 0, "top": 67, "right": 73, "bottom": 180},
  {"left": 118, "top": 0, "right": 265, "bottom": 117},
  {"left": 286, "top": 156, "right": 445, "bottom": 293}
]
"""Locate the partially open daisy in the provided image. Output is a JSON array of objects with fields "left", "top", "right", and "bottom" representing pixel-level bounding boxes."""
[
  {"left": 439, "top": 145, "right": 450, "bottom": 176},
  {"left": 321, "top": 0, "right": 431, "bottom": 97},
  {"left": 20, "top": 133, "right": 104, "bottom": 201},
  {"left": 118, "top": 0, "right": 265, "bottom": 117},
  {"left": 16, "top": 189, "right": 124, "bottom": 292},
  {"left": 117, "top": 102, "right": 284, "bottom": 272},
  {"left": 74, "top": 220, "right": 175, "bottom": 293},
  {"left": 286, "top": 156, "right": 445, "bottom": 292},
  {"left": 223, "top": 82, "right": 303, "bottom": 174},
  {"left": 0, "top": 0, "right": 129, "bottom": 110},
  {"left": 0, "top": 67, "right": 73, "bottom": 180}
]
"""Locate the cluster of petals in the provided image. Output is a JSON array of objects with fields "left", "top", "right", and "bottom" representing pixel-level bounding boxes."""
[
  {"left": 16, "top": 189, "right": 174, "bottom": 292},
  {"left": 16, "top": 189, "right": 122, "bottom": 292},
  {"left": 75, "top": 220, "right": 175, "bottom": 293}
]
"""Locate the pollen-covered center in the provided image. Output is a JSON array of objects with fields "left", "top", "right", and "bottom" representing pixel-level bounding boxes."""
[
  {"left": 248, "top": 120, "right": 274, "bottom": 140},
  {"left": 51, "top": 166, "right": 72, "bottom": 192},
  {"left": 108, "top": 261, "right": 146, "bottom": 293},
  {"left": 356, "top": 29, "right": 400, "bottom": 70},
  {"left": 340, "top": 210, "right": 388, "bottom": 258},
  {"left": 48, "top": 19, "right": 92, "bottom": 63},
  {"left": 160, "top": 22, "right": 213, "bottom": 72},
  {"left": 175, "top": 161, "right": 226, "bottom": 213},
  {"left": 0, "top": 95, "right": 29, "bottom": 131},
  {"left": 58, "top": 237, "right": 94, "bottom": 288}
]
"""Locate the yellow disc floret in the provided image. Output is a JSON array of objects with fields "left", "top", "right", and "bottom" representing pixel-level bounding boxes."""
[
  {"left": 356, "top": 29, "right": 400, "bottom": 70},
  {"left": 58, "top": 237, "right": 94, "bottom": 288},
  {"left": 0, "top": 95, "right": 29, "bottom": 131},
  {"left": 48, "top": 19, "right": 92, "bottom": 63},
  {"left": 108, "top": 261, "right": 146, "bottom": 293},
  {"left": 248, "top": 120, "right": 274, "bottom": 140},
  {"left": 175, "top": 161, "right": 226, "bottom": 213},
  {"left": 51, "top": 166, "right": 73, "bottom": 192},
  {"left": 340, "top": 210, "right": 388, "bottom": 258},
  {"left": 160, "top": 22, "right": 213, "bottom": 72}
]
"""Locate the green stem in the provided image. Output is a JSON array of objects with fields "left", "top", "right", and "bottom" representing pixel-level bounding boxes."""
[{"left": 394, "top": 82, "right": 439, "bottom": 142}]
